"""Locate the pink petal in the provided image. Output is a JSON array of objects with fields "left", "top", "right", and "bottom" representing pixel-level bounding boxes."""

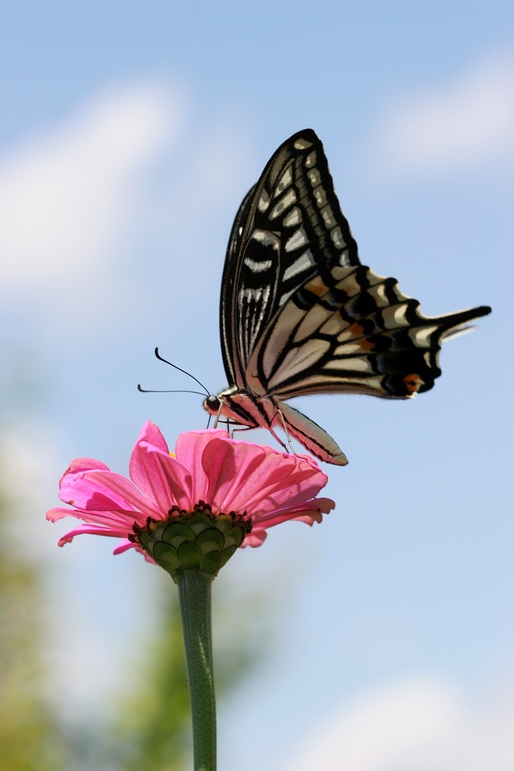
[
  {"left": 47, "top": 506, "right": 79, "bottom": 522},
  {"left": 129, "top": 440, "right": 193, "bottom": 511},
  {"left": 47, "top": 505, "right": 142, "bottom": 530},
  {"left": 255, "top": 496, "right": 335, "bottom": 524},
  {"left": 113, "top": 539, "right": 138, "bottom": 555},
  {"left": 60, "top": 469, "right": 162, "bottom": 520},
  {"left": 135, "top": 421, "right": 170, "bottom": 454},
  {"left": 173, "top": 429, "right": 233, "bottom": 507},
  {"left": 251, "top": 497, "right": 335, "bottom": 530},
  {"left": 255, "top": 507, "right": 322, "bottom": 530},
  {"left": 223, "top": 448, "right": 328, "bottom": 514},
  {"left": 197, "top": 435, "right": 267, "bottom": 511},
  {"left": 242, "top": 529, "right": 268, "bottom": 547},
  {"left": 57, "top": 523, "right": 129, "bottom": 546},
  {"left": 62, "top": 457, "right": 110, "bottom": 476}
]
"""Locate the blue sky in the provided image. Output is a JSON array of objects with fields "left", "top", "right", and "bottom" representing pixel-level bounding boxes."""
[{"left": 0, "top": 2, "right": 512, "bottom": 769}]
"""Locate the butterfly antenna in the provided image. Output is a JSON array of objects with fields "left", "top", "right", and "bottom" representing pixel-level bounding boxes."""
[
  {"left": 153, "top": 347, "right": 211, "bottom": 395},
  {"left": 137, "top": 385, "right": 207, "bottom": 396}
]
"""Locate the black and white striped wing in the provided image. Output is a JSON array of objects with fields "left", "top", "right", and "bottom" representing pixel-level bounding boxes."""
[
  {"left": 221, "top": 129, "right": 490, "bottom": 402},
  {"left": 220, "top": 129, "right": 359, "bottom": 390}
]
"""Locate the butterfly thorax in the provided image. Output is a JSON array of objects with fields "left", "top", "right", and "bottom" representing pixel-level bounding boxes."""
[{"left": 203, "top": 386, "right": 278, "bottom": 430}]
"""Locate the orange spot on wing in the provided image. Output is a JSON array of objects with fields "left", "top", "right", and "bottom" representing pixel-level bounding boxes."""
[
  {"left": 304, "top": 276, "right": 329, "bottom": 296},
  {"left": 347, "top": 323, "right": 375, "bottom": 351},
  {"left": 403, "top": 373, "right": 422, "bottom": 394}
]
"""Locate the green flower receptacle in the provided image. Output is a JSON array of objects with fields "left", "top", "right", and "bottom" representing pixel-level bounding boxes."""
[{"left": 134, "top": 504, "right": 251, "bottom": 581}]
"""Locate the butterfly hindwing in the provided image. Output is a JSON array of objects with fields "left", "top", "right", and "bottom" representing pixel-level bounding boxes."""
[{"left": 248, "top": 263, "right": 489, "bottom": 400}]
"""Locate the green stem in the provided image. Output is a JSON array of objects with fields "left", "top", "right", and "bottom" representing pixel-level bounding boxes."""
[{"left": 177, "top": 570, "right": 216, "bottom": 771}]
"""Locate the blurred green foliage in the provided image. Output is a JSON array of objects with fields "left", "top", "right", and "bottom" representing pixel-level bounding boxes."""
[{"left": 0, "top": 488, "right": 69, "bottom": 769}]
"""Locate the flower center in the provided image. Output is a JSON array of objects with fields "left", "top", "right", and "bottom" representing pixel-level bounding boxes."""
[{"left": 131, "top": 501, "right": 252, "bottom": 580}]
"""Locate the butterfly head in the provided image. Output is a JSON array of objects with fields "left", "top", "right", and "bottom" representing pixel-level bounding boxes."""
[{"left": 203, "top": 395, "right": 221, "bottom": 416}]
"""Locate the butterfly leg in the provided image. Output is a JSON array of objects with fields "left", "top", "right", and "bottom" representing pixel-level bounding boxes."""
[
  {"left": 273, "top": 406, "right": 296, "bottom": 454},
  {"left": 267, "top": 425, "right": 290, "bottom": 453},
  {"left": 228, "top": 422, "right": 290, "bottom": 453},
  {"left": 229, "top": 424, "right": 252, "bottom": 438},
  {"left": 213, "top": 404, "right": 234, "bottom": 431},
  {"left": 220, "top": 420, "right": 259, "bottom": 442}
]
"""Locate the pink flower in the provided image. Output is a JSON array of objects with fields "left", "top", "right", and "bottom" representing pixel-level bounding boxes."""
[{"left": 47, "top": 422, "right": 335, "bottom": 564}]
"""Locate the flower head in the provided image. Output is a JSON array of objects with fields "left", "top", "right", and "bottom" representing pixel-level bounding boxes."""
[{"left": 47, "top": 422, "right": 335, "bottom": 577}]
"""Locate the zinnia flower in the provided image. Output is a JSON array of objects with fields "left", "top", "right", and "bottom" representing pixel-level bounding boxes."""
[{"left": 47, "top": 421, "right": 335, "bottom": 578}]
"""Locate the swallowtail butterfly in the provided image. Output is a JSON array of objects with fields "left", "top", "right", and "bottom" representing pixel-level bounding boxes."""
[{"left": 204, "top": 129, "right": 491, "bottom": 465}]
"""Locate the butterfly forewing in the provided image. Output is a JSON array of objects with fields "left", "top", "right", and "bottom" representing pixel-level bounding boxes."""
[{"left": 220, "top": 129, "right": 360, "bottom": 388}]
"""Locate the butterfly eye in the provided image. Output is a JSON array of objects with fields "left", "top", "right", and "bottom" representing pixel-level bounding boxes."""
[{"left": 204, "top": 395, "right": 221, "bottom": 414}]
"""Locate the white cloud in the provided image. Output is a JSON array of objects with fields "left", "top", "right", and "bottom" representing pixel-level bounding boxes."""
[
  {"left": 0, "top": 82, "right": 182, "bottom": 292},
  {"left": 282, "top": 676, "right": 514, "bottom": 771},
  {"left": 0, "top": 420, "right": 62, "bottom": 559},
  {"left": 370, "top": 51, "right": 514, "bottom": 177},
  {"left": 0, "top": 82, "right": 257, "bottom": 344}
]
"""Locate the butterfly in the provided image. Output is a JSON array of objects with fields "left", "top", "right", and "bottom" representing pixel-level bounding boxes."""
[{"left": 203, "top": 129, "right": 491, "bottom": 465}]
